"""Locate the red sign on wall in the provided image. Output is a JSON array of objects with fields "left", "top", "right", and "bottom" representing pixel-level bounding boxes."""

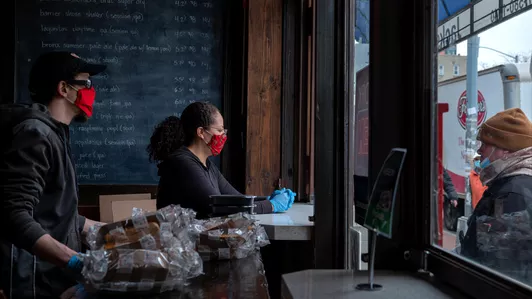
[{"left": 457, "top": 90, "right": 487, "bottom": 129}]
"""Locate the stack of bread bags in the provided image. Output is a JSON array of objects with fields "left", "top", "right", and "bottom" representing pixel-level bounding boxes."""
[{"left": 80, "top": 205, "right": 203, "bottom": 294}]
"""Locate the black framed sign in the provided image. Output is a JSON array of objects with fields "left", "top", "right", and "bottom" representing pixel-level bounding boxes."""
[{"left": 362, "top": 148, "right": 407, "bottom": 239}]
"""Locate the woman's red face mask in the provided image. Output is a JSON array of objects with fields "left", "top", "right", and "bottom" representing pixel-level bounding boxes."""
[{"left": 205, "top": 131, "right": 227, "bottom": 156}]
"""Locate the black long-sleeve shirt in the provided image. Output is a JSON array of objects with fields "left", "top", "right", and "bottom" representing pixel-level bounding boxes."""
[{"left": 156, "top": 146, "right": 273, "bottom": 218}]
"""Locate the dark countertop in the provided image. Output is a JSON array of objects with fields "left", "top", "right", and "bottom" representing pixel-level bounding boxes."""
[
  {"left": 62, "top": 253, "right": 269, "bottom": 299},
  {"left": 282, "top": 269, "right": 469, "bottom": 299}
]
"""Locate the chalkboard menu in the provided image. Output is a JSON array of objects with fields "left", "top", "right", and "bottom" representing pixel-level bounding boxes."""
[{"left": 15, "top": 0, "right": 225, "bottom": 185}]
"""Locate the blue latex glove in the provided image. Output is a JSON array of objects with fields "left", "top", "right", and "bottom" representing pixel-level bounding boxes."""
[
  {"left": 284, "top": 189, "right": 297, "bottom": 209},
  {"left": 67, "top": 255, "right": 83, "bottom": 273},
  {"left": 269, "top": 188, "right": 297, "bottom": 213},
  {"left": 270, "top": 188, "right": 286, "bottom": 198},
  {"left": 271, "top": 188, "right": 297, "bottom": 207}
]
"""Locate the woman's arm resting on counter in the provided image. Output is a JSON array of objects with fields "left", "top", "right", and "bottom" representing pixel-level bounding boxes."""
[
  {"left": 162, "top": 157, "right": 230, "bottom": 216},
  {"left": 213, "top": 161, "right": 274, "bottom": 214},
  {"left": 215, "top": 164, "right": 242, "bottom": 195},
  {"left": 256, "top": 200, "right": 274, "bottom": 214}
]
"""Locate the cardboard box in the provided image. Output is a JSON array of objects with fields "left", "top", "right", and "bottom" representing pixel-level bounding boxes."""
[
  {"left": 111, "top": 200, "right": 157, "bottom": 222},
  {"left": 99, "top": 193, "right": 151, "bottom": 223}
]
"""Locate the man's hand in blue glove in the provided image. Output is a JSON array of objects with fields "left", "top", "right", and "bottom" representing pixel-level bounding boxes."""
[
  {"left": 67, "top": 255, "right": 83, "bottom": 272},
  {"left": 269, "top": 188, "right": 297, "bottom": 213}
]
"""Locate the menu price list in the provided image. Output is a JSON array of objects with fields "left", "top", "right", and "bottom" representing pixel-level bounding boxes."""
[{"left": 16, "top": 0, "right": 224, "bottom": 184}]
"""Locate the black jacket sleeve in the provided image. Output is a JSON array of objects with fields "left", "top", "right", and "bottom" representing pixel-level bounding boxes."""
[
  {"left": 0, "top": 127, "right": 51, "bottom": 252},
  {"left": 78, "top": 215, "right": 87, "bottom": 232},
  {"left": 443, "top": 168, "right": 458, "bottom": 200},
  {"left": 158, "top": 155, "right": 274, "bottom": 217},
  {"left": 214, "top": 166, "right": 273, "bottom": 214},
  {"left": 256, "top": 199, "right": 274, "bottom": 214},
  {"left": 216, "top": 166, "right": 242, "bottom": 195}
]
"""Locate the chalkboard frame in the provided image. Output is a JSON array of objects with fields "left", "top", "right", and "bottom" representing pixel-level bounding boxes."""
[
  {"left": 1, "top": 1, "right": 15, "bottom": 106},
  {"left": 9, "top": 0, "right": 246, "bottom": 205}
]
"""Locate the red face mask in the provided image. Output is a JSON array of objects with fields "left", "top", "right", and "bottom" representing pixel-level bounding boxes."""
[
  {"left": 206, "top": 133, "right": 227, "bottom": 156},
  {"left": 71, "top": 87, "right": 96, "bottom": 118}
]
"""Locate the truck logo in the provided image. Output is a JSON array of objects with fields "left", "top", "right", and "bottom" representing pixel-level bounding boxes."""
[{"left": 457, "top": 90, "right": 487, "bottom": 129}]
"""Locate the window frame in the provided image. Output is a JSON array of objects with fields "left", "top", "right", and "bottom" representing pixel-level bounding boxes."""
[
  {"left": 363, "top": 0, "right": 532, "bottom": 297},
  {"left": 453, "top": 64, "right": 459, "bottom": 76},
  {"left": 438, "top": 64, "right": 445, "bottom": 76},
  {"left": 301, "top": 0, "right": 532, "bottom": 295},
  {"left": 421, "top": 1, "right": 532, "bottom": 298},
  {"left": 312, "top": 0, "right": 349, "bottom": 269},
  {"left": 281, "top": 0, "right": 315, "bottom": 203}
]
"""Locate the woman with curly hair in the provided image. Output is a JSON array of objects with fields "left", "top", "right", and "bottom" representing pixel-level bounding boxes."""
[{"left": 147, "top": 101, "right": 295, "bottom": 219}]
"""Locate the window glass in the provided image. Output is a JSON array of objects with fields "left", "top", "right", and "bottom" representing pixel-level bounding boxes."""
[
  {"left": 349, "top": 0, "right": 370, "bottom": 271},
  {"left": 353, "top": 0, "right": 370, "bottom": 226},
  {"left": 434, "top": 8, "right": 532, "bottom": 287}
]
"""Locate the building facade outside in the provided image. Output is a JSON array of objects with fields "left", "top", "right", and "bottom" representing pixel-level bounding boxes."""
[{"left": 438, "top": 46, "right": 468, "bottom": 82}]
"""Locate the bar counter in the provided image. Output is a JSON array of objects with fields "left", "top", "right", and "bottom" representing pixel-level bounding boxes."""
[
  {"left": 62, "top": 253, "right": 269, "bottom": 299},
  {"left": 281, "top": 270, "right": 469, "bottom": 299},
  {"left": 253, "top": 203, "right": 314, "bottom": 241}
]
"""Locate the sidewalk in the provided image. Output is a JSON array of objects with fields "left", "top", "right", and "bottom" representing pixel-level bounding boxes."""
[{"left": 443, "top": 230, "right": 457, "bottom": 250}]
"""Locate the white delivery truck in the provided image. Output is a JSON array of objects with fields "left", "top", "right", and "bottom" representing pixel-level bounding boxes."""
[{"left": 438, "top": 61, "right": 532, "bottom": 230}]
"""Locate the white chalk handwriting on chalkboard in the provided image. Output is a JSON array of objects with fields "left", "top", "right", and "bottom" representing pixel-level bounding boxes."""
[
  {"left": 18, "top": 0, "right": 224, "bottom": 184},
  {"left": 84, "top": 56, "right": 122, "bottom": 65},
  {"left": 78, "top": 151, "right": 107, "bottom": 160}
]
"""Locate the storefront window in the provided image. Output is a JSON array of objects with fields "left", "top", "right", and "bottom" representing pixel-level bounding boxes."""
[
  {"left": 348, "top": 0, "right": 370, "bottom": 271},
  {"left": 352, "top": 0, "right": 370, "bottom": 226},
  {"left": 434, "top": 7, "right": 532, "bottom": 287}
]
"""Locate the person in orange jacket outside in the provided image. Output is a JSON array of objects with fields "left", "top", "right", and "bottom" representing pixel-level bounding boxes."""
[{"left": 469, "top": 154, "right": 488, "bottom": 209}]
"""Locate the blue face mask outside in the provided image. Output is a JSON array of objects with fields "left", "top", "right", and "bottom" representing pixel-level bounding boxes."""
[
  {"left": 474, "top": 160, "right": 481, "bottom": 169},
  {"left": 479, "top": 148, "right": 495, "bottom": 169},
  {"left": 479, "top": 158, "right": 490, "bottom": 168}
]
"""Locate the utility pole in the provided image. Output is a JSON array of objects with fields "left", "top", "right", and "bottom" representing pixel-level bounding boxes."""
[{"left": 464, "top": 36, "right": 480, "bottom": 218}]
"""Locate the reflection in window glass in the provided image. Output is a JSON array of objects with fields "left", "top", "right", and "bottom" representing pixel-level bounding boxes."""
[
  {"left": 434, "top": 10, "right": 532, "bottom": 286},
  {"left": 353, "top": 0, "right": 370, "bottom": 225},
  {"left": 350, "top": 0, "right": 370, "bottom": 271}
]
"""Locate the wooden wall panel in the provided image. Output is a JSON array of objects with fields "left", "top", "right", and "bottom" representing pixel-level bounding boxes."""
[{"left": 246, "top": 0, "right": 283, "bottom": 195}]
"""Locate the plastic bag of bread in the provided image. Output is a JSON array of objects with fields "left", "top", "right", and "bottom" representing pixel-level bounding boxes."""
[
  {"left": 79, "top": 205, "right": 203, "bottom": 294},
  {"left": 194, "top": 213, "right": 270, "bottom": 261},
  {"left": 80, "top": 247, "right": 202, "bottom": 294},
  {"left": 86, "top": 205, "right": 196, "bottom": 251},
  {"left": 188, "top": 212, "right": 249, "bottom": 239}
]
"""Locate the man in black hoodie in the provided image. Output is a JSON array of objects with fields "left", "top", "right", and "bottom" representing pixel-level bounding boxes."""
[{"left": 0, "top": 52, "right": 106, "bottom": 298}]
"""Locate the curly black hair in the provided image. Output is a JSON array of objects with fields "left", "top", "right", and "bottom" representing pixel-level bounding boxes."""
[{"left": 147, "top": 101, "right": 220, "bottom": 163}]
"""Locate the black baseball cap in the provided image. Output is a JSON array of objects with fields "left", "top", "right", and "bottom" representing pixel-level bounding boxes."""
[{"left": 28, "top": 51, "right": 106, "bottom": 98}]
